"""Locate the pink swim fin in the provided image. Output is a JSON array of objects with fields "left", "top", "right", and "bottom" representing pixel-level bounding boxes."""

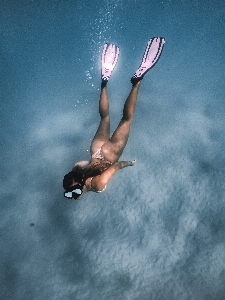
[
  {"left": 131, "top": 37, "right": 165, "bottom": 86},
  {"left": 101, "top": 43, "right": 120, "bottom": 82}
]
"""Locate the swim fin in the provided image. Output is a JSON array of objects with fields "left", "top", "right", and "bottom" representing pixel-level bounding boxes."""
[
  {"left": 101, "top": 43, "right": 120, "bottom": 83},
  {"left": 131, "top": 37, "right": 165, "bottom": 86}
]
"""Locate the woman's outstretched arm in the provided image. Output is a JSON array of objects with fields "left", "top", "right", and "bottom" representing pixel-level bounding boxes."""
[{"left": 91, "top": 160, "right": 136, "bottom": 191}]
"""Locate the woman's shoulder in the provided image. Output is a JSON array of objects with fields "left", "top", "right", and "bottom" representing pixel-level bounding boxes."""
[
  {"left": 90, "top": 176, "right": 107, "bottom": 192},
  {"left": 93, "top": 162, "right": 118, "bottom": 184},
  {"left": 74, "top": 160, "right": 90, "bottom": 168}
]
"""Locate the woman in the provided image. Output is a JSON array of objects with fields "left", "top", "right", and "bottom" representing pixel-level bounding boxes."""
[{"left": 63, "top": 37, "right": 165, "bottom": 200}]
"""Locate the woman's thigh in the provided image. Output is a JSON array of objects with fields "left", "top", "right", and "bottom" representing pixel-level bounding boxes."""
[
  {"left": 101, "top": 118, "right": 131, "bottom": 163},
  {"left": 90, "top": 116, "right": 110, "bottom": 155}
]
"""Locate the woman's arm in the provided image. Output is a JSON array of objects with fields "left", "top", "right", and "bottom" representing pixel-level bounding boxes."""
[{"left": 92, "top": 160, "right": 136, "bottom": 191}]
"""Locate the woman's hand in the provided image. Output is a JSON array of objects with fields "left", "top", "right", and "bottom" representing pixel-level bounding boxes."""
[
  {"left": 118, "top": 160, "right": 136, "bottom": 169},
  {"left": 130, "top": 159, "right": 136, "bottom": 166}
]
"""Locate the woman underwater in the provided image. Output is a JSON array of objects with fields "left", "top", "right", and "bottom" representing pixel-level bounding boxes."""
[{"left": 63, "top": 37, "right": 165, "bottom": 200}]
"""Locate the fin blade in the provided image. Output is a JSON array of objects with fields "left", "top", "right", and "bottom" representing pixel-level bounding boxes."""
[
  {"left": 101, "top": 43, "right": 120, "bottom": 81},
  {"left": 131, "top": 37, "right": 165, "bottom": 84}
]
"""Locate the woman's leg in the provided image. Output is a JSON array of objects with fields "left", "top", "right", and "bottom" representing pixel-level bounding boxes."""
[
  {"left": 102, "top": 81, "right": 141, "bottom": 163},
  {"left": 90, "top": 84, "right": 110, "bottom": 155}
]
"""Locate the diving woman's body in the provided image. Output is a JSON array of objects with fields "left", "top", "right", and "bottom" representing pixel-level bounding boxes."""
[
  {"left": 63, "top": 37, "right": 165, "bottom": 200},
  {"left": 75, "top": 81, "right": 140, "bottom": 198}
]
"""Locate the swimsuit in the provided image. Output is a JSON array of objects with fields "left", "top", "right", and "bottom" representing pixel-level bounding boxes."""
[{"left": 92, "top": 149, "right": 110, "bottom": 161}]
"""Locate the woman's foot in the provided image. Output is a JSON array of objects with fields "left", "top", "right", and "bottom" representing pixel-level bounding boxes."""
[
  {"left": 101, "top": 79, "right": 108, "bottom": 89},
  {"left": 101, "top": 43, "right": 120, "bottom": 82},
  {"left": 131, "top": 37, "right": 165, "bottom": 86}
]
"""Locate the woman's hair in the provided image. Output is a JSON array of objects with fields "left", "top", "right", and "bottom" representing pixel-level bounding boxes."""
[{"left": 63, "top": 161, "right": 111, "bottom": 190}]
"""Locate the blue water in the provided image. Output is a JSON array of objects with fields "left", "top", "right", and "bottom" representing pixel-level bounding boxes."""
[{"left": 1, "top": 1, "right": 225, "bottom": 299}]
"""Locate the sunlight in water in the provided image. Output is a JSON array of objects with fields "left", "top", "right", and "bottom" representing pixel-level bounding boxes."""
[{"left": 103, "top": 62, "right": 114, "bottom": 70}]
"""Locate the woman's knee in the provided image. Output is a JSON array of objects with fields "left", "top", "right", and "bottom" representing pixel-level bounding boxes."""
[
  {"left": 121, "top": 113, "right": 132, "bottom": 122},
  {"left": 100, "top": 114, "right": 110, "bottom": 121}
]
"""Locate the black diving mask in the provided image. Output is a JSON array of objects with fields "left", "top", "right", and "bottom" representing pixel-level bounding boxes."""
[{"left": 64, "top": 184, "right": 83, "bottom": 200}]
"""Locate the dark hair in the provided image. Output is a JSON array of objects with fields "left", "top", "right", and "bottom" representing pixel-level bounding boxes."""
[{"left": 63, "top": 162, "right": 111, "bottom": 191}]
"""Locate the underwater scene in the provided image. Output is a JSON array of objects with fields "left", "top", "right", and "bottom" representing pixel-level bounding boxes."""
[{"left": 1, "top": 0, "right": 225, "bottom": 299}]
